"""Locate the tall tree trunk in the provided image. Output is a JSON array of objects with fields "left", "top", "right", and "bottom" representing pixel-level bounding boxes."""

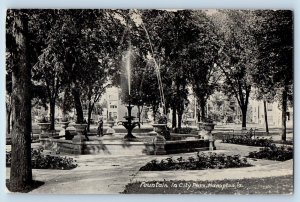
[
  {"left": 177, "top": 101, "right": 184, "bottom": 129},
  {"left": 61, "top": 87, "right": 69, "bottom": 120},
  {"left": 263, "top": 100, "right": 269, "bottom": 134},
  {"left": 240, "top": 87, "right": 250, "bottom": 130},
  {"left": 72, "top": 87, "right": 84, "bottom": 124},
  {"left": 152, "top": 105, "right": 157, "bottom": 122},
  {"left": 137, "top": 105, "right": 141, "bottom": 123},
  {"left": 199, "top": 99, "right": 206, "bottom": 122},
  {"left": 87, "top": 102, "right": 94, "bottom": 132},
  {"left": 9, "top": 12, "right": 33, "bottom": 192},
  {"left": 197, "top": 109, "right": 201, "bottom": 122},
  {"left": 7, "top": 108, "right": 12, "bottom": 134},
  {"left": 177, "top": 112, "right": 182, "bottom": 129},
  {"left": 241, "top": 106, "right": 247, "bottom": 129},
  {"left": 172, "top": 106, "right": 176, "bottom": 128},
  {"left": 281, "top": 85, "right": 288, "bottom": 141},
  {"left": 49, "top": 100, "right": 55, "bottom": 130}
]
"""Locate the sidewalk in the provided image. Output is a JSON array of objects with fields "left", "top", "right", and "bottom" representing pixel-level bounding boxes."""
[{"left": 5, "top": 141, "right": 293, "bottom": 194}]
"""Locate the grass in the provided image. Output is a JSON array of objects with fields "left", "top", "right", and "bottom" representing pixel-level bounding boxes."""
[{"left": 123, "top": 175, "right": 293, "bottom": 194}]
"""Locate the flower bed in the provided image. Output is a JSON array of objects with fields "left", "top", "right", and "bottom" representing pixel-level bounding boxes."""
[
  {"left": 222, "top": 136, "right": 272, "bottom": 147},
  {"left": 139, "top": 152, "right": 251, "bottom": 171},
  {"left": 6, "top": 148, "right": 77, "bottom": 170},
  {"left": 248, "top": 144, "right": 293, "bottom": 161}
]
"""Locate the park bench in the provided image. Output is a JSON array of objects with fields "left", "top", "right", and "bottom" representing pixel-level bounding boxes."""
[{"left": 223, "top": 128, "right": 256, "bottom": 140}]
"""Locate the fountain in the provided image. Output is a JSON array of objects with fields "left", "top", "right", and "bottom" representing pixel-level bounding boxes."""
[
  {"left": 117, "top": 44, "right": 141, "bottom": 140},
  {"left": 118, "top": 101, "right": 140, "bottom": 140}
]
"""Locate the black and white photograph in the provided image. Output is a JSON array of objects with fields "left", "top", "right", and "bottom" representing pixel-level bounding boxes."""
[{"left": 5, "top": 9, "right": 293, "bottom": 194}]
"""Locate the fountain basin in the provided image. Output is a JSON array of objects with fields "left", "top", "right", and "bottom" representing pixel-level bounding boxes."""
[
  {"left": 40, "top": 136, "right": 212, "bottom": 155},
  {"left": 106, "top": 121, "right": 115, "bottom": 128}
]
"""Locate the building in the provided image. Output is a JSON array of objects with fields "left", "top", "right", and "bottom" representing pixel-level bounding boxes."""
[
  {"left": 251, "top": 100, "right": 293, "bottom": 127},
  {"left": 100, "top": 87, "right": 140, "bottom": 122}
]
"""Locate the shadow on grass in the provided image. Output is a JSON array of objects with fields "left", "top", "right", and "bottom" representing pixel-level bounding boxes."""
[{"left": 6, "top": 179, "right": 45, "bottom": 193}]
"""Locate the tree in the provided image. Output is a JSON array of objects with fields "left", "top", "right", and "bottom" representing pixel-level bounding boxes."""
[
  {"left": 252, "top": 10, "right": 293, "bottom": 140},
  {"left": 28, "top": 10, "right": 62, "bottom": 130},
  {"left": 50, "top": 10, "right": 126, "bottom": 124},
  {"left": 188, "top": 11, "right": 221, "bottom": 122},
  {"left": 7, "top": 10, "right": 32, "bottom": 192},
  {"left": 33, "top": 47, "right": 66, "bottom": 129},
  {"left": 6, "top": 72, "right": 12, "bottom": 134},
  {"left": 251, "top": 88, "right": 277, "bottom": 133},
  {"left": 209, "top": 92, "right": 226, "bottom": 122},
  {"left": 81, "top": 62, "right": 111, "bottom": 131},
  {"left": 140, "top": 10, "right": 199, "bottom": 128},
  {"left": 211, "top": 10, "right": 257, "bottom": 129}
]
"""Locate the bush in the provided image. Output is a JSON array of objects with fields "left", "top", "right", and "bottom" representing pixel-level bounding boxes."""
[
  {"left": 139, "top": 152, "right": 251, "bottom": 171},
  {"left": 248, "top": 144, "right": 293, "bottom": 161},
  {"left": 6, "top": 148, "right": 78, "bottom": 170},
  {"left": 222, "top": 136, "right": 272, "bottom": 147}
]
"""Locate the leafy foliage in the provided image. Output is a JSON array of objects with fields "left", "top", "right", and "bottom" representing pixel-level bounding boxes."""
[
  {"left": 188, "top": 11, "right": 221, "bottom": 121},
  {"left": 139, "top": 152, "right": 251, "bottom": 171},
  {"left": 210, "top": 10, "right": 257, "bottom": 128},
  {"left": 250, "top": 10, "right": 293, "bottom": 140},
  {"left": 222, "top": 136, "right": 273, "bottom": 147},
  {"left": 6, "top": 148, "right": 77, "bottom": 170},
  {"left": 248, "top": 144, "right": 293, "bottom": 161}
]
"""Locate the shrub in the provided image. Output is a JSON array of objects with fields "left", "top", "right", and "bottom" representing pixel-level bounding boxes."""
[
  {"left": 248, "top": 144, "right": 293, "bottom": 161},
  {"left": 222, "top": 136, "right": 272, "bottom": 147},
  {"left": 6, "top": 148, "right": 77, "bottom": 170},
  {"left": 139, "top": 152, "right": 251, "bottom": 171}
]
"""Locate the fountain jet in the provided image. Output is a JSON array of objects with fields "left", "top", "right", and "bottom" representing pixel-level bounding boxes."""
[{"left": 118, "top": 44, "right": 140, "bottom": 140}]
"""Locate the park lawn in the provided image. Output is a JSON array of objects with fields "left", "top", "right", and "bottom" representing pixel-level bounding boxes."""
[{"left": 123, "top": 175, "right": 293, "bottom": 194}]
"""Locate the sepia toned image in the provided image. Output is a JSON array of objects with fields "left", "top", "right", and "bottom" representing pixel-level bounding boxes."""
[{"left": 5, "top": 9, "right": 293, "bottom": 194}]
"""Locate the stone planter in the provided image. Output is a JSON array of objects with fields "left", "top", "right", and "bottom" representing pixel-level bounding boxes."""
[
  {"left": 152, "top": 123, "right": 171, "bottom": 140},
  {"left": 152, "top": 123, "right": 167, "bottom": 133},
  {"left": 72, "top": 124, "right": 88, "bottom": 154},
  {"left": 197, "top": 122, "right": 216, "bottom": 150},
  {"left": 58, "top": 121, "right": 70, "bottom": 130},
  {"left": 72, "top": 124, "right": 88, "bottom": 142},
  {"left": 152, "top": 124, "right": 168, "bottom": 154},
  {"left": 37, "top": 122, "right": 51, "bottom": 139},
  {"left": 58, "top": 121, "right": 71, "bottom": 140}
]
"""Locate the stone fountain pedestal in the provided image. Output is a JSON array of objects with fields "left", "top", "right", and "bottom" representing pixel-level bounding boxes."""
[
  {"left": 152, "top": 124, "right": 167, "bottom": 155},
  {"left": 38, "top": 122, "right": 54, "bottom": 153},
  {"left": 72, "top": 124, "right": 88, "bottom": 154},
  {"left": 58, "top": 121, "right": 70, "bottom": 140},
  {"left": 197, "top": 122, "right": 216, "bottom": 151},
  {"left": 37, "top": 122, "right": 51, "bottom": 140}
]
